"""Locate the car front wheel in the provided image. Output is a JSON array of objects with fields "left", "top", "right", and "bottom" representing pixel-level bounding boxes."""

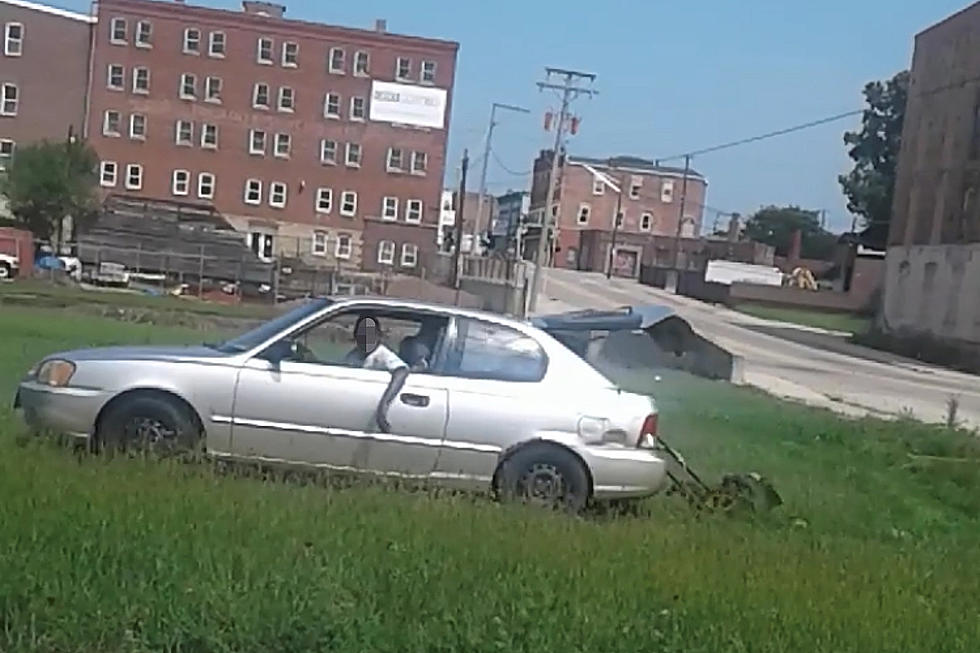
[
  {"left": 97, "top": 394, "right": 201, "bottom": 457},
  {"left": 497, "top": 443, "right": 591, "bottom": 513}
]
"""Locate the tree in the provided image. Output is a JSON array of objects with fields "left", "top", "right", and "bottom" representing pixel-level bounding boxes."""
[
  {"left": 743, "top": 205, "right": 837, "bottom": 260},
  {"left": 838, "top": 70, "right": 909, "bottom": 234},
  {"left": 0, "top": 139, "right": 100, "bottom": 243}
]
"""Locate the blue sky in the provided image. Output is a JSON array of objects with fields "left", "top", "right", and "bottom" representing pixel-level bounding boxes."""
[{"left": 59, "top": 0, "right": 967, "bottom": 233}]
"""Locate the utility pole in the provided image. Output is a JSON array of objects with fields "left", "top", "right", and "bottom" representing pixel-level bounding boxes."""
[
  {"left": 669, "top": 154, "right": 692, "bottom": 288},
  {"left": 527, "top": 67, "right": 597, "bottom": 313},
  {"left": 450, "top": 149, "right": 469, "bottom": 289},
  {"left": 474, "top": 102, "right": 530, "bottom": 254},
  {"left": 605, "top": 168, "right": 624, "bottom": 280}
]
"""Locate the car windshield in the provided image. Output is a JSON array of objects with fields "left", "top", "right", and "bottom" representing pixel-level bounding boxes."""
[{"left": 213, "top": 298, "right": 332, "bottom": 354}]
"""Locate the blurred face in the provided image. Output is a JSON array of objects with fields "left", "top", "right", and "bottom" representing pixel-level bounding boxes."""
[{"left": 355, "top": 317, "right": 379, "bottom": 354}]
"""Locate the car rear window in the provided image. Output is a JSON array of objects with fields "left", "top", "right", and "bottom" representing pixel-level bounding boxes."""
[{"left": 445, "top": 318, "right": 547, "bottom": 382}]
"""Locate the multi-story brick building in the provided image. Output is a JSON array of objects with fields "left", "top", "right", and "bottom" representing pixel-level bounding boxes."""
[
  {"left": 525, "top": 151, "right": 707, "bottom": 272},
  {"left": 0, "top": 0, "right": 94, "bottom": 172},
  {"left": 86, "top": 0, "right": 458, "bottom": 273}
]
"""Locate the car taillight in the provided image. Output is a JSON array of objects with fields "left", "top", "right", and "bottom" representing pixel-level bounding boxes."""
[{"left": 637, "top": 413, "right": 658, "bottom": 447}]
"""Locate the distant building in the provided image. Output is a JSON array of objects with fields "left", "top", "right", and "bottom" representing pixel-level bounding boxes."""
[
  {"left": 883, "top": 1, "right": 980, "bottom": 351},
  {"left": 436, "top": 189, "right": 455, "bottom": 251},
  {"left": 491, "top": 189, "right": 528, "bottom": 252}
]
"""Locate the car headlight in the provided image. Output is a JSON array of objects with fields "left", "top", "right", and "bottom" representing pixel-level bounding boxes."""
[{"left": 36, "top": 360, "right": 76, "bottom": 387}]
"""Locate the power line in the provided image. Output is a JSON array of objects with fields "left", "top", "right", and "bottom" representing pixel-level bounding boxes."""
[{"left": 491, "top": 150, "right": 531, "bottom": 177}]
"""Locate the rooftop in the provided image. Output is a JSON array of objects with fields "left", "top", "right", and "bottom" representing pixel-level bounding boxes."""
[
  {"left": 0, "top": 0, "right": 96, "bottom": 23},
  {"left": 567, "top": 154, "right": 706, "bottom": 180}
]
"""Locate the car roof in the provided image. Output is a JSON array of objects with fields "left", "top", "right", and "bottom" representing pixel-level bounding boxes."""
[{"left": 326, "top": 295, "right": 532, "bottom": 331}]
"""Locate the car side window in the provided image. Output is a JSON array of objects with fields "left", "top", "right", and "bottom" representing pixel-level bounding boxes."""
[{"left": 445, "top": 319, "right": 547, "bottom": 382}]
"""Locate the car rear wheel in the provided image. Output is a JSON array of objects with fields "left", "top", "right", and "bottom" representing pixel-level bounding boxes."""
[
  {"left": 497, "top": 444, "right": 591, "bottom": 513},
  {"left": 97, "top": 394, "right": 201, "bottom": 457}
]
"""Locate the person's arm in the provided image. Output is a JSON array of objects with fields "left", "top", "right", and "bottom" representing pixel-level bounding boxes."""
[{"left": 375, "top": 366, "right": 408, "bottom": 433}]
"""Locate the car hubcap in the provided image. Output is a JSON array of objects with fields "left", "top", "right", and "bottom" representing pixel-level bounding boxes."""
[
  {"left": 124, "top": 416, "right": 176, "bottom": 450},
  {"left": 520, "top": 463, "right": 567, "bottom": 506}
]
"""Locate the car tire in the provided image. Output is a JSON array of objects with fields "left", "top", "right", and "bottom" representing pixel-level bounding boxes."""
[
  {"left": 97, "top": 394, "right": 201, "bottom": 457},
  {"left": 497, "top": 443, "right": 591, "bottom": 513},
  {"left": 0, "top": 262, "right": 11, "bottom": 280}
]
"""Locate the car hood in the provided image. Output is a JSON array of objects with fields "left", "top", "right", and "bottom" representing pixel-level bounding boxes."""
[{"left": 50, "top": 345, "right": 231, "bottom": 363}]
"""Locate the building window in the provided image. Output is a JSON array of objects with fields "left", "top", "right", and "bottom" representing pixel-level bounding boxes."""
[
  {"left": 405, "top": 200, "right": 423, "bottom": 224},
  {"left": 180, "top": 73, "right": 197, "bottom": 99},
  {"left": 175, "top": 120, "right": 193, "bottom": 146},
  {"left": 629, "top": 176, "right": 642, "bottom": 199},
  {"left": 201, "top": 123, "right": 218, "bottom": 149},
  {"left": 0, "top": 83, "right": 15, "bottom": 116},
  {"left": 99, "top": 160, "right": 117, "bottom": 187},
  {"left": 377, "top": 240, "right": 395, "bottom": 265},
  {"left": 205, "top": 76, "right": 222, "bottom": 103},
  {"left": 386, "top": 147, "right": 404, "bottom": 172},
  {"left": 135, "top": 20, "right": 152, "bottom": 48},
  {"left": 282, "top": 41, "right": 298, "bottom": 67},
  {"left": 208, "top": 31, "right": 225, "bottom": 57},
  {"left": 401, "top": 243, "right": 418, "bottom": 268},
  {"left": 110, "top": 17, "right": 126, "bottom": 44},
  {"left": 129, "top": 113, "right": 147, "bottom": 140},
  {"left": 320, "top": 139, "right": 336, "bottom": 164},
  {"left": 183, "top": 28, "right": 200, "bottom": 54},
  {"left": 640, "top": 212, "right": 652, "bottom": 231},
  {"left": 329, "top": 47, "right": 345, "bottom": 74},
  {"left": 312, "top": 230, "right": 328, "bottom": 256},
  {"left": 249, "top": 129, "right": 266, "bottom": 155},
  {"left": 102, "top": 110, "right": 121, "bottom": 136},
  {"left": 172, "top": 169, "right": 190, "bottom": 196},
  {"left": 244, "top": 178, "right": 262, "bottom": 205},
  {"left": 132, "top": 67, "right": 150, "bottom": 94},
  {"left": 345, "top": 142, "right": 361, "bottom": 167},
  {"left": 253, "top": 82, "right": 269, "bottom": 109},
  {"left": 396, "top": 57, "right": 411, "bottom": 81},
  {"left": 382, "top": 196, "right": 398, "bottom": 221},
  {"left": 350, "top": 96, "right": 365, "bottom": 121},
  {"left": 411, "top": 151, "right": 427, "bottom": 175},
  {"left": 274, "top": 132, "right": 291, "bottom": 158},
  {"left": 324, "top": 92, "right": 340, "bottom": 118},
  {"left": 576, "top": 203, "right": 590, "bottom": 225},
  {"left": 278, "top": 86, "right": 294, "bottom": 112},
  {"left": 4, "top": 22, "right": 23, "bottom": 57},
  {"left": 107, "top": 64, "right": 124, "bottom": 90},
  {"left": 340, "top": 190, "right": 357, "bottom": 216},
  {"left": 269, "top": 181, "right": 287, "bottom": 208},
  {"left": 661, "top": 179, "right": 674, "bottom": 203},
  {"left": 198, "top": 172, "right": 215, "bottom": 199},
  {"left": 0, "top": 139, "right": 14, "bottom": 170},
  {"left": 336, "top": 233, "right": 352, "bottom": 259},
  {"left": 249, "top": 232, "right": 274, "bottom": 260},
  {"left": 354, "top": 50, "right": 369, "bottom": 76},
  {"left": 257, "top": 37, "right": 273, "bottom": 64},
  {"left": 615, "top": 211, "right": 624, "bottom": 229},
  {"left": 315, "top": 188, "right": 332, "bottom": 213},
  {"left": 125, "top": 164, "right": 143, "bottom": 190},
  {"left": 592, "top": 177, "right": 604, "bottom": 195},
  {"left": 420, "top": 60, "right": 436, "bottom": 84}
]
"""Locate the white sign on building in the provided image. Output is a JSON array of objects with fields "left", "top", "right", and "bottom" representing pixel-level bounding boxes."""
[{"left": 369, "top": 80, "right": 447, "bottom": 129}]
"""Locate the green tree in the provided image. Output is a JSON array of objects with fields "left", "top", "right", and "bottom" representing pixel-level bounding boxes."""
[
  {"left": 838, "top": 70, "right": 909, "bottom": 233},
  {"left": 743, "top": 205, "right": 837, "bottom": 260},
  {"left": 0, "top": 139, "right": 100, "bottom": 242}
]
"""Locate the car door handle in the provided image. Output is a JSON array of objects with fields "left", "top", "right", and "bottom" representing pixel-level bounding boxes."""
[{"left": 400, "top": 393, "right": 430, "bottom": 408}]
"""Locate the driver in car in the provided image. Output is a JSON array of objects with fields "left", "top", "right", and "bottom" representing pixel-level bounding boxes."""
[{"left": 344, "top": 315, "right": 409, "bottom": 434}]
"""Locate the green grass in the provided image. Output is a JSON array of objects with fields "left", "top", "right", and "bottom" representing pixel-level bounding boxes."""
[
  {"left": 733, "top": 302, "right": 872, "bottom": 334},
  {"left": 1, "top": 306, "right": 978, "bottom": 652}
]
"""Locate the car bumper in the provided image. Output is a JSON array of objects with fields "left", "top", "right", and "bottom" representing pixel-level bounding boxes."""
[
  {"left": 580, "top": 443, "right": 668, "bottom": 500},
  {"left": 13, "top": 381, "right": 110, "bottom": 439}
]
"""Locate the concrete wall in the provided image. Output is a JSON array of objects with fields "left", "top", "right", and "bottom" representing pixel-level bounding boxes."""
[{"left": 881, "top": 243, "right": 980, "bottom": 344}]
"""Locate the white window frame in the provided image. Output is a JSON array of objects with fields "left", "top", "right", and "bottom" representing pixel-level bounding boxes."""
[
  {"left": 0, "top": 82, "right": 16, "bottom": 116},
  {"left": 244, "top": 178, "right": 262, "bottom": 205},
  {"left": 353, "top": 50, "right": 369, "bottom": 76},
  {"left": 640, "top": 212, "right": 652, "bottom": 231},
  {"left": 324, "top": 92, "right": 340, "bottom": 118},
  {"left": 180, "top": 73, "right": 197, "bottom": 100},
  {"left": 411, "top": 151, "right": 427, "bottom": 175},
  {"left": 135, "top": 20, "right": 152, "bottom": 48},
  {"left": 349, "top": 96, "right": 365, "bottom": 121},
  {"left": 183, "top": 28, "right": 200, "bottom": 54},
  {"left": 420, "top": 60, "right": 436, "bottom": 84},
  {"left": 576, "top": 203, "right": 590, "bottom": 225},
  {"left": 175, "top": 119, "right": 193, "bottom": 146},
  {"left": 129, "top": 113, "right": 147, "bottom": 140},
  {"left": 335, "top": 233, "right": 352, "bottom": 259},
  {"left": 102, "top": 109, "right": 121, "bottom": 136},
  {"left": 277, "top": 86, "right": 294, "bottom": 112},
  {"left": 109, "top": 17, "right": 126, "bottom": 45},
  {"left": 198, "top": 172, "right": 215, "bottom": 200},
  {"left": 312, "top": 230, "right": 328, "bottom": 256},
  {"left": 249, "top": 129, "right": 266, "bottom": 155},
  {"left": 405, "top": 199, "right": 423, "bottom": 224},
  {"left": 340, "top": 190, "right": 357, "bottom": 217},
  {"left": 208, "top": 31, "right": 226, "bottom": 58},
  {"left": 107, "top": 64, "right": 124, "bottom": 90},
  {"left": 4, "top": 22, "right": 23, "bottom": 57},
  {"left": 204, "top": 76, "right": 222, "bottom": 103},
  {"left": 125, "top": 163, "right": 143, "bottom": 191},
  {"left": 661, "top": 179, "right": 674, "bottom": 203},
  {"left": 395, "top": 57, "right": 411, "bottom": 81},
  {"left": 172, "top": 169, "right": 190, "bottom": 196},
  {"left": 282, "top": 41, "right": 298, "bottom": 67},
  {"left": 592, "top": 177, "right": 604, "bottom": 196},
  {"left": 615, "top": 210, "right": 624, "bottom": 229},
  {"left": 400, "top": 243, "right": 419, "bottom": 268},
  {"left": 377, "top": 240, "right": 395, "bottom": 265},
  {"left": 253, "top": 82, "right": 270, "bottom": 109},
  {"left": 328, "top": 47, "right": 345, "bottom": 74},
  {"left": 319, "top": 138, "right": 336, "bottom": 165},
  {"left": 315, "top": 188, "right": 332, "bottom": 214},
  {"left": 0, "top": 138, "right": 14, "bottom": 170},
  {"left": 381, "top": 196, "right": 398, "bottom": 221},
  {"left": 274, "top": 132, "right": 291, "bottom": 159},
  {"left": 201, "top": 123, "right": 218, "bottom": 149},
  {"left": 132, "top": 66, "right": 150, "bottom": 94},
  {"left": 629, "top": 176, "right": 642, "bottom": 200},
  {"left": 345, "top": 142, "right": 361, "bottom": 168},
  {"left": 386, "top": 147, "right": 404, "bottom": 172},
  {"left": 99, "top": 160, "right": 117, "bottom": 187},
  {"left": 257, "top": 37, "right": 273, "bottom": 64},
  {"left": 269, "top": 181, "right": 287, "bottom": 209}
]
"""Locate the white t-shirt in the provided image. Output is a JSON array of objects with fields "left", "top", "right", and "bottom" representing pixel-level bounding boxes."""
[{"left": 361, "top": 344, "right": 408, "bottom": 372}]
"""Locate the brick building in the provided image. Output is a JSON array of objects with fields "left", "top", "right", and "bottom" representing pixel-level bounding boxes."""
[
  {"left": 525, "top": 151, "right": 708, "bottom": 273},
  {"left": 882, "top": 1, "right": 980, "bottom": 350},
  {"left": 0, "top": 0, "right": 95, "bottom": 172},
  {"left": 86, "top": 0, "right": 457, "bottom": 273}
]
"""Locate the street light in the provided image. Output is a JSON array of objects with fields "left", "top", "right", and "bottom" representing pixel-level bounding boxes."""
[
  {"left": 581, "top": 162, "right": 624, "bottom": 279},
  {"left": 473, "top": 102, "right": 530, "bottom": 254}
]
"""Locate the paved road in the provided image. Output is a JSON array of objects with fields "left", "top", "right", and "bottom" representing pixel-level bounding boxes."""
[{"left": 533, "top": 268, "right": 980, "bottom": 430}]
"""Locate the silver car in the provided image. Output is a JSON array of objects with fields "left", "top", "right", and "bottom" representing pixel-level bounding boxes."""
[{"left": 14, "top": 297, "right": 667, "bottom": 509}]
